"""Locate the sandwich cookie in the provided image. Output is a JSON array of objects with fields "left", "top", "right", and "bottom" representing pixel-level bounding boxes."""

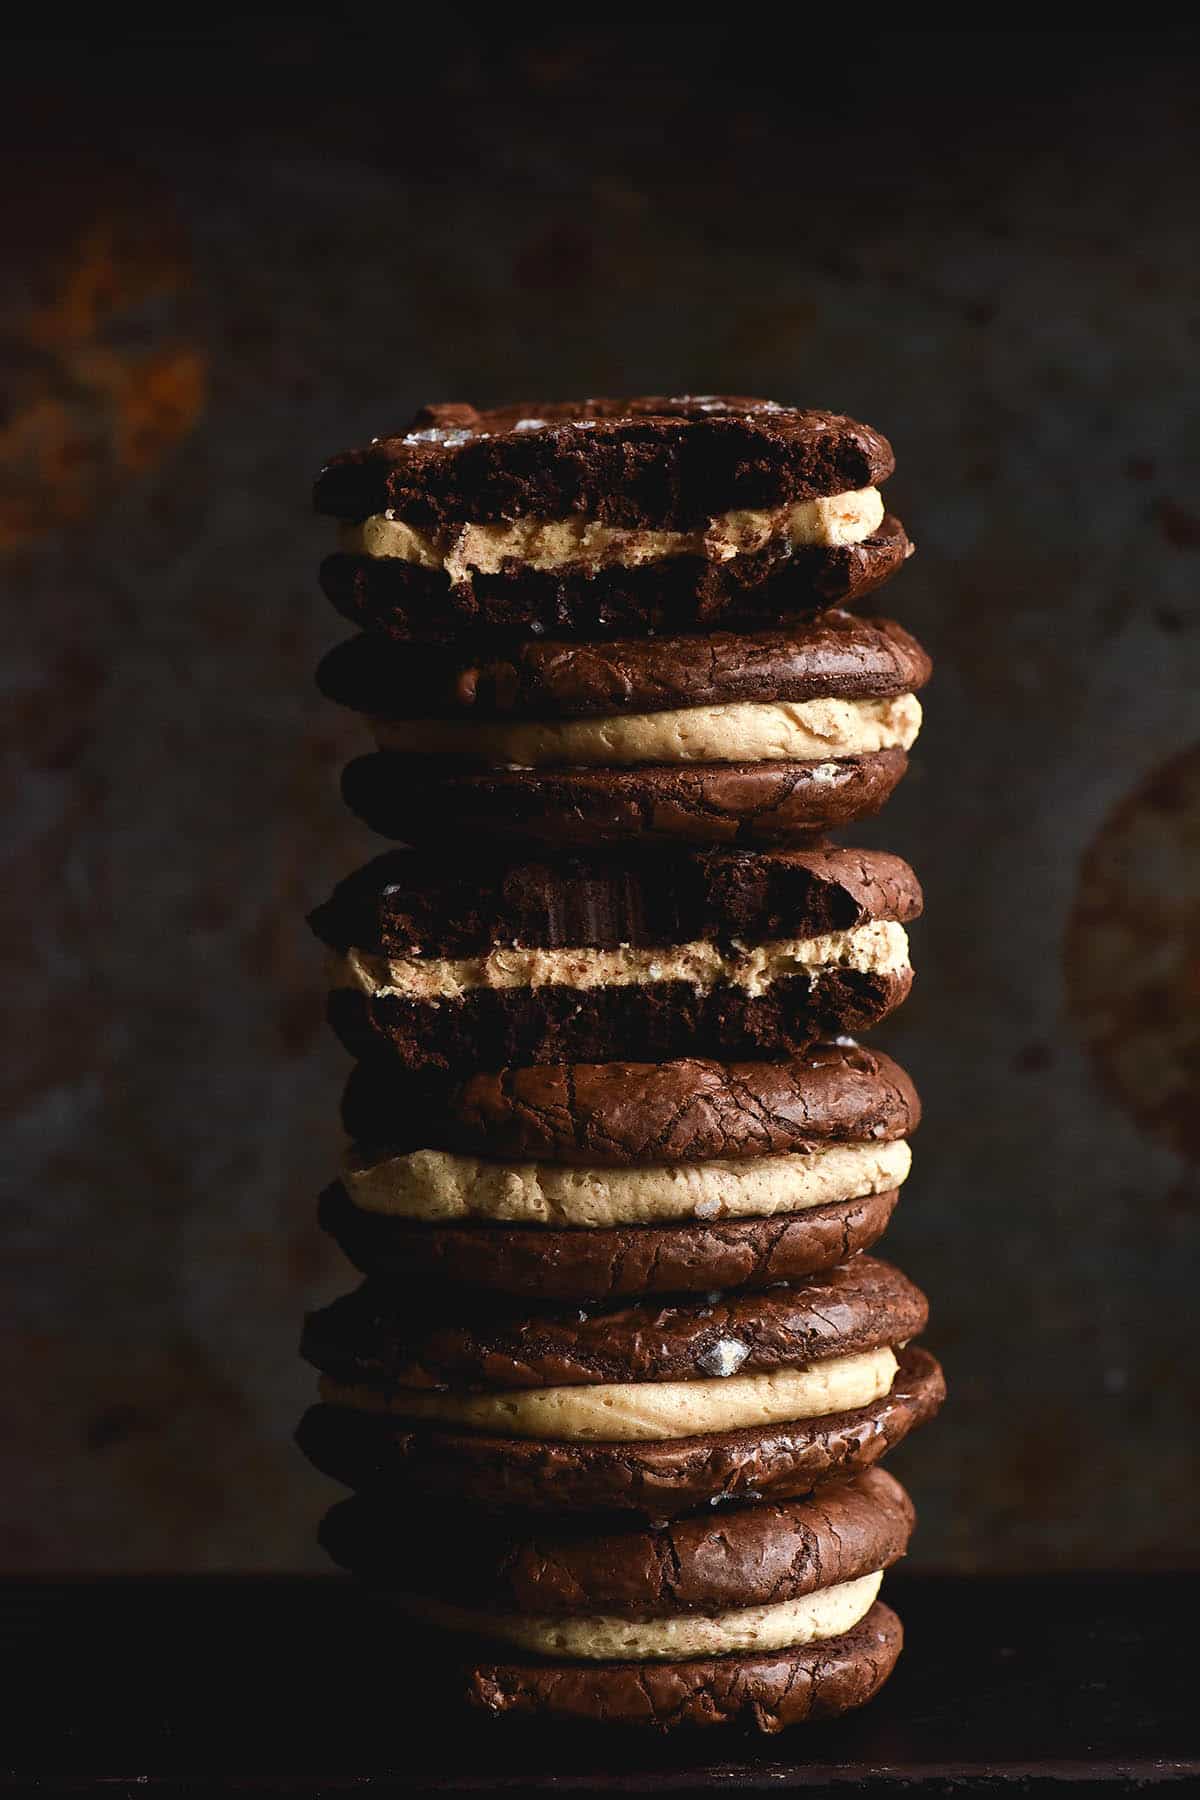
[
  {"left": 328, "top": 1042, "right": 921, "bottom": 1299},
  {"left": 314, "top": 842, "right": 921, "bottom": 1071},
  {"left": 334, "top": 613, "right": 929, "bottom": 851},
  {"left": 315, "top": 396, "right": 912, "bottom": 643},
  {"left": 296, "top": 1257, "right": 944, "bottom": 1515},
  {"left": 319, "top": 1468, "right": 914, "bottom": 1731}
]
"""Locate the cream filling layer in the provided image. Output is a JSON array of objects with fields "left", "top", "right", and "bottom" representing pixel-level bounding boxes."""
[
  {"left": 402, "top": 1570, "right": 883, "bottom": 1661},
  {"left": 344, "top": 1139, "right": 913, "bottom": 1228},
  {"left": 319, "top": 1345, "right": 898, "bottom": 1441},
  {"left": 341, "top": 486, "right": 884, "bottom": 581},
  {"left": 370, "top": 693, "right": 922, "bottom": 768},
  {"left": 335, "top": 921, "right": 911, "bottom": 1004}
]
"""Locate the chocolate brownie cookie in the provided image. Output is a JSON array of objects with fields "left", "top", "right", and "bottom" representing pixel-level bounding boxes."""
[
  {"left": 464, "top": 1603, "right": 904, "bottom": 1731},
  {"left": 321, "top": 1464, "right": 914, "bottom": 1611},
  {"left": 317, "top": 843, "right": 920, "bottom": 1072},
  {"left": 315, "top": 397, "right": 894, "bottom": 529},
  {"left": 310, "top": 844, "right": 923, "bottom": 959},
  {"left": 340, "top": 1041, "right": 920, "bottom": 1163},
  {"left": 301, "top": 1256, "right": 927, "bottom": 1392},
  {"left": 343, "top": 746, "right": 911, "bottom": 849},
  {"left": 317, "top": 615, "right": 930, "bottom": 722}
]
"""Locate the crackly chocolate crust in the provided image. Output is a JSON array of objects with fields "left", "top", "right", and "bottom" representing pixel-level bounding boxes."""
[
  {"left": 313, "top": 398, "right": 894, "bottom": 530},
  {"left": 300, "top": 1257, "right": 928, "bottom": 1393},
  {"left": 341, "top": 748, "right": 910, "bottom": 848},
  {"left": 295, "top": 1346, "right": 944, "bottom": 1515},
  {"left": 309, "top": 844, "right": 923, "bottom": 959},
  {"left": 320, "top": 1467, "right": 914, "bottom": 1615},
  {"left": 463, "top": 1602, "right": 903, "bottom": 1731},
  {"left": 327, "top": 964, "right": 913, "bottom": 1074},
  {"left": 318, "top": 1183, "right": 901, "bottom": 1300},
  {"left": 340, "top": 1043, "right": 921, "bottom": 1167},
  {"left": 319, "top": 515, "right": 912, "bottom": 644},
  {"left": 317, "top": 615, "right": 931, "bottom": 723}
]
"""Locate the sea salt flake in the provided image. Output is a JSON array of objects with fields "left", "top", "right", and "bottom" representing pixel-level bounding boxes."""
[
  {"left": 513, "top": 417, "right": 548, "bottom": 432},
  {"left": 693, "top": 1197, "right": 722, "bottom": 1220},
  {"left": 403, "top": 426, "right": 477, "bottom": 447},
  {"left": 696, "top": 1337, "right": 750, "bottom": 1378}
]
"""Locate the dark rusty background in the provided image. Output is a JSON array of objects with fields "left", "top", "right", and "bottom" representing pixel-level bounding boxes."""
[{"left": 4, "top": 26, "right": 1198, "bottom": 1571}]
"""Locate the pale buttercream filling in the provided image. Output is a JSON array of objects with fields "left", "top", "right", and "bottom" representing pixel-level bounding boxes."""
[
  {"left": 343, "top": 1138, "right": 913, "bottom": 1229},
  {"left": 334, "top": 920, "right": 910, "bottom": 1004},
  {"left": 399, "top": 1570, "right": 883, "bottom": 1661},
  {"left": 319, "top": 1344, "right": 898, "bottom": 1441},
  {"left": 369, "top": 692, "right": 922, "bottom": 768},
  {"left": 340, "top": 486, "right": 884, "bottom": 582}
]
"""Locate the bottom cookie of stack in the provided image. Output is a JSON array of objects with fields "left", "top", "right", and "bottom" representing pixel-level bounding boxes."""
[{"left": 321, "top": 1468, "right": 913, "bottom": 1731}]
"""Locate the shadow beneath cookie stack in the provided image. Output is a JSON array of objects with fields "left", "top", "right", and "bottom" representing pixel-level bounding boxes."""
[{"left": 298, "top": 395, "right": 944, "bottom": 1732}]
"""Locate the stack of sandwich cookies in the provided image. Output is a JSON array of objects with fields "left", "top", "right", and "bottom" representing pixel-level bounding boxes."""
[{"left": 301, "top": 396, "right": 942, "bottom": 1733}]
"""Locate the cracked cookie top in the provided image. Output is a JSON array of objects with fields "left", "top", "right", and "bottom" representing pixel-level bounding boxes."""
[
  {"left": 341, "top": 1042, "right": 921, "bottom": 1165},
  {"left": 300, "top": 1255, "right": 928, "bottom": 1392},
  {"left": 316, "top": 615, "right": 931, "bottom": 722},
  {"left": 318, "top": 1466, "right": 914, "bottom": 1615}
]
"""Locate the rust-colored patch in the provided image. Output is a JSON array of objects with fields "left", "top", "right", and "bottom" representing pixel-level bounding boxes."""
[
  {"left": 4, "top": 1330, "right": 298, "bottom": 1570},
  {"left": 1066, "top": 743, "right": 1200, "bottom": 1160},
  {"left": 0, "top": 156, "right": 205, "bottom": 549},
  {"left": 1155, "top": 499, "right": 1200, "bottom": 550}
]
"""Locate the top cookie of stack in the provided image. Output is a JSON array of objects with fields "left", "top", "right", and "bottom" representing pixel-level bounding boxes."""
[{"left": 315, "top": 397, "right": 926, "bottom": 848}]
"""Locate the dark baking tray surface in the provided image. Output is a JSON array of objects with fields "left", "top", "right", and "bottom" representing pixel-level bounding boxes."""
[{"left": 3, "top": 1572, "right": 1196, "bottom": 1793}]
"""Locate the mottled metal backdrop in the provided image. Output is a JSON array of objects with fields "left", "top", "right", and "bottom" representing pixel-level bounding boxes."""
[{"left": 5, "top": 27, "right": 1198, "bottom": 1570}]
